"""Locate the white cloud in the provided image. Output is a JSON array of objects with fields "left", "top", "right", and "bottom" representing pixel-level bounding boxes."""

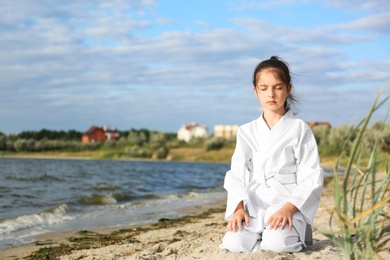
[
  {"left": 332, "top": 11, "right": 390, "bottom": 34},
  {"left": 0, "top": 0, "right": 388, "bottom": 134},
  {"left": 318, "top": 0, "right": 390, "bottom": 13},
  {"left": 228, "top": 0, "right": 295, "bottom": 10}
]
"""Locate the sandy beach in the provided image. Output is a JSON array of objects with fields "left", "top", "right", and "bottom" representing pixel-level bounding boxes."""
[{"left": 1, "top": 172, "right": 389, "bottom": 260}]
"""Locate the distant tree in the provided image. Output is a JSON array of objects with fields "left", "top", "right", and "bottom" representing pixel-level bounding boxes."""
[
  {"left": 18, "top": 129, "right": 82, "bottom": 141},
  {"left": 125, "top": 146, "right": 152, "bottom": 158},
  {"left": 165, "top": 132, "right": 178, "bottom": 141},
  {"left": 149, "top": 131, "right": 168, "bottom": 148},
  {"left": 361, "top": 120, "right": 390, "bottom": 153},
  {"left": 381, "top": 125, "right": 390, "bottom": 152},
  {"left": 0, "top": 136, "right": 6, "bottom": 150},
  {"left": 14, "top": 139, "right": 35, "bottom": 152},
  {"left": 155, "top": 146, "right": 169, "bottom": 159},
  {"left": 64, "top": 130, "right": 83, "bottom": 140},
  {"left": 204, "top": 137, "right": 224, "bottom": 151},
  {"left": 103, "top": 140, "right": 117, "bottom": 148},
  {"left": 127, "top": 130, "right": 148, "bottom": 146},
  {"left": 312, "top": 124, "right": 355, "bottom": 156},
  {"left": 311, "top": 125, "right": 330, "bottom": 147}
]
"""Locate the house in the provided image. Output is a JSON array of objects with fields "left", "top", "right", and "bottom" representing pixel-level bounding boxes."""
[
  {"left": 102, "top": 126, "right": 120, "bottom": 141},
  {"left": 214, "top": 125, "right": 239, "bottom": 139},
  {"left": 177, "top": 123, "right": 209, "bottom": 142},
  {"left": 81, "top": 125, "right": 120, "bottom": 144}
]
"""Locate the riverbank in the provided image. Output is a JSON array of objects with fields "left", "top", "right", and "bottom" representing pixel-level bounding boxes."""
[{"left": 0, "top": 147, "right": 339, "bottom": 167}]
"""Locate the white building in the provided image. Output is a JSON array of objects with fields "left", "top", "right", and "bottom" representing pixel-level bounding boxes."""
[
  {"left": 214, "top": 125, "right": 239, "bottom": 139},
  {"left": 177, "top": 123, "right": 209, "bottom": 142}
]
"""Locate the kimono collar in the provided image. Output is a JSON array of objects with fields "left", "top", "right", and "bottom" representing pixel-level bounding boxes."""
[{"left": 259, "top": 109, "right": 295, "bottom": 135}]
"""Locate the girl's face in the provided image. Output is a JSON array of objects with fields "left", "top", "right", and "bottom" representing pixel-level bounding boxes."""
[{"left": 254, "top": 69, "right": 291, "bottom": 114}]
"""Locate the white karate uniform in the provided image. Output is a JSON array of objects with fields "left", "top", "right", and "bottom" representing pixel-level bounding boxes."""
[{"left": 221, "top": 110, "right": 324, "bottom": 253}]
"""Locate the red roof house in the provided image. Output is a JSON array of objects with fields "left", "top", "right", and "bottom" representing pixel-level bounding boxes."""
[{"left": 81, "top": 125, "right": 119, "bottom": 144}]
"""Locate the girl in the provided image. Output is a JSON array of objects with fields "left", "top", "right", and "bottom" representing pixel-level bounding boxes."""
[{"left": 221, "top": 56, "right": 324, "bottom": 253}]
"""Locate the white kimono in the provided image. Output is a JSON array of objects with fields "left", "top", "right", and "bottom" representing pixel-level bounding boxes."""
[{"left": 223, "top": 110, "right": 324, "bottom": 251}]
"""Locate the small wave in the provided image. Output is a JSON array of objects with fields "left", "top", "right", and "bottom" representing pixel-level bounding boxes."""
[
  {"left": 78, "top": 193, "right": 122, "bottom": 205},
  {"left": 0, "top": 204, "right": 70, "bottom": 235},
  {"left": 115, "top": 191, "right": 226, "bottom": 214},
  {"left": 6, "top": 176, "right": 27, "bottom": 181},
  {"left": 161, "top": 191, "right": 208, "bottom": 200},
  {"left": 38, "top": 172, "right": 62, "bottom": 181},
  {"left": 141, "top": 194, "right": 160, "bottom": 200},
  {"left": 94, "top": 184, "right": 118, "bottom": 191},
  {"left": 5, "top": 173, "right": 61, "bottom": 182}
]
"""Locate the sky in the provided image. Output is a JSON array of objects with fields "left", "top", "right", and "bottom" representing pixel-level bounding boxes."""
[{"left": 0, "top": 0, "right": 389, "bottom": 134}]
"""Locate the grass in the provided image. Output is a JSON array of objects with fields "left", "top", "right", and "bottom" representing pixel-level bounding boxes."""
[
  {"left": 168, "top": 146, "right": 234, "bottom": 162},
  {"left": 320, "top": 89, "right": 390, "bottom": 259}
]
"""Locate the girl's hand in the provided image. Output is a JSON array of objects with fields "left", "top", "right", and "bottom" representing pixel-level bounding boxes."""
[
  {"left": 226, "top": 202, "right": 249, "bottom": 232},
  {"left": 267, "top": 202, "right": 297, "bottom": 230}
]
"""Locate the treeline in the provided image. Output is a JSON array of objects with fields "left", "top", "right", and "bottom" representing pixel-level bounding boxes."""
[
  {"left": 17, "top": 129, "right": 83, "bottom": 141},
  {"left": 0, "top": 128, "right": 176, "bottom": 159},
  {"left": 0, "top": 129, "right": 84, "bottom": 152},
  {"left": 0, "top": 121, "right": 389, "bottom": 160}
]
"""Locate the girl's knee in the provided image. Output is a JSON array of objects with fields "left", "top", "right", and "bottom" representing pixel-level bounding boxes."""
[
  {"left": 221, "top": 230, "right": 259, "bottom": 253},
  {"left": 260, "top": 227, "right": 303, "bottom": 252}
]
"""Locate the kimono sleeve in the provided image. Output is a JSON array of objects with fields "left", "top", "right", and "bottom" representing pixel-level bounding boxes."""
[
  {"left": 223, "top": 127, "right": 254, "bottom": 220},
  {"left": 287, "top": 124, "right": 324, "bottom": 224}
]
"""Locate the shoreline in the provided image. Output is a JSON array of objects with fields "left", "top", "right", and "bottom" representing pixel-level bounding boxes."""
[
  {"left": 1, "top": 175, "right": 389, "bottom": 259},
  {"left": 0, "top": 199, "right": 227, "bottom": 260},
  {"left": 0, "top": 154, "right": 335, "bottom": 168},
  {"left": 1, "top": 184, "right": 343, "bottom": 260},
  {"left": 4, "top": 156, "right": 387, "bottom": 259},
  {"left": 0, "top": 151, "right": 338, "bottom": 165}
]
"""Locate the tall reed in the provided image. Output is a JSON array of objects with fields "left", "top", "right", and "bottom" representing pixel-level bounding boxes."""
[{"left": 321, "top": 89, "right": 390, "bottom": 259}]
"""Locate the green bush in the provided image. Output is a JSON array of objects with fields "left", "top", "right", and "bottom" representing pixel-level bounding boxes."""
[
  {"left": 155, "top": 146, "right": 169, "bottom": 159},
  {"left": 204, "top": 137, "right": 224, "bottom": 151},
  {"left": 127, "top": 131, "right": 148, "bottom": 146},
  {"left": 149, "top": 132, "right": 168, "bottom": 148},
  {"left": 125, "top": 146, "right": 152, "bottom": 158}
]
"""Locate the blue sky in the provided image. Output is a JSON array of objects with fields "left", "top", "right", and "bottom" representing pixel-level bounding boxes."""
[{"left": 0, "top": 0, "right": 389, "bottom": 134}]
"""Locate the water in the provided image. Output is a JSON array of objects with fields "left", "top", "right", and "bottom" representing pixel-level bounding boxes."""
[{"left": 0, "top": 158, "right": 229, "bottom": 249}]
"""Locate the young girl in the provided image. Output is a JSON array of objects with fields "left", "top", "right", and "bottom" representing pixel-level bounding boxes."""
[{"left": 221, "top": 56, "right": 324, "bottom": 253}]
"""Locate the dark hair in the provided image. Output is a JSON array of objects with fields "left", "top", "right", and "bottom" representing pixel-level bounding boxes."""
[{"left": 252, "top": 56, "right": 299, "bottom": 113}]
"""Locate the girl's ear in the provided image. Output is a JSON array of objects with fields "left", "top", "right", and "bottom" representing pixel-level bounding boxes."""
[{"left": 287, "top": 84, "right": 292, "bottom": 94}]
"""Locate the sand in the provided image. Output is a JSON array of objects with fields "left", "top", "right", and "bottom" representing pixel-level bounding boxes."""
[{"left": 1, "top": 174, "right": 389, "bottom": 260}]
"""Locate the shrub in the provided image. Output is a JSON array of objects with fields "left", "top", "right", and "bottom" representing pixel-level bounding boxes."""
[
  {"left": 125, "top": 146, "right": 152, "bottom": 158},
  {"left": 155, "top": 146, "right": 169, "bottom": 159},
  {"left": 127, "top": 131, "right": 148, "bottom": 146},
  {"left": 204, "top": 137, "right": 224, "bottom": 151},
  {"left": 149, "top": 132, "right": 168, "bottom": 148}
]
